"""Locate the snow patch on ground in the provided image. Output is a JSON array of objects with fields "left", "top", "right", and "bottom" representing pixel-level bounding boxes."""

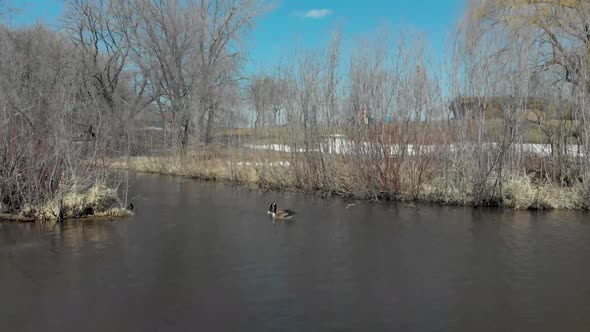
[
  {"left": 244, "top": 134, "right": 585, "bottom": 157},
  {"left": 231, "top": 161, "right": 291, "bottom": 167}
]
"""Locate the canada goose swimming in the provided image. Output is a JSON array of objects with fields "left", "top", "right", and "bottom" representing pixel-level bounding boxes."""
[
  {"left": 267, "top": 202, "right": 274, "bottom": 215},
  {"left": 271, "top": 202, "right": 296, "bottom": 220}
]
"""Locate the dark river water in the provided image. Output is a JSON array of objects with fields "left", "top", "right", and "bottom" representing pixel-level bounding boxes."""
[{"left": 2, "top": 173, "right": 590, "bottom": 332}]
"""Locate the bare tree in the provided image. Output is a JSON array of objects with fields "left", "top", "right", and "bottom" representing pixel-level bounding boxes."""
[
  {"left": 127, "top": 0, "right": 265, "bottom": 149},
  {"left": 248, "top": 74, "right": 273, "bottom": 129},
  {"left": 64, "top": 0, "right": 136, "bottom": 114},
  {"left": 466, "top": 0, "right": 590, "bottom": 183}
]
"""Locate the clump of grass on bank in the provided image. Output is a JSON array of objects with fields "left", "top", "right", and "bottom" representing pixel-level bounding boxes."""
[
  {"left": 17, "top": 180, "right": 133, "bottom": 222},
  {"left": 420, "top": 178, "right": 475, "bottom": 206},
  {"left": 502, "top": 175, "right": 586, "bottom": 210},
  {"left": 95, "top": 207, "right": 132, "bottom": 218}
]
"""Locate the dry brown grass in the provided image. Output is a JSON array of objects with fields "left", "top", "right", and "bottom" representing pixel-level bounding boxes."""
[
  {"left": 501, "top": 175, "right": 586, "bottom": 210},
  {"left": 113, "top": 156, "right": 258, "bottom": 183}
]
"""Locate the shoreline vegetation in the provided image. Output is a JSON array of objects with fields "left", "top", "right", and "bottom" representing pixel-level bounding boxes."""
[
  {"left": 116, "top": 156, "right": 588, "bottom": 210},
  {"left": 2, "top": 1, "right": 590, "bottom": 218},
  {"left": 111, "top": 127, "right": 589, "bottom": 210}
]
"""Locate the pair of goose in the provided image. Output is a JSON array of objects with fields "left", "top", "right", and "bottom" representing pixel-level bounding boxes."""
[{"left": 267, "top": 202, "right": 296, "bottom": 220}]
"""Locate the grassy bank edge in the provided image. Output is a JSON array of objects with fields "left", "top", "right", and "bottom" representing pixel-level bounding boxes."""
[{"left": 111, "top": 156, "right": 589, "bottom": 211}]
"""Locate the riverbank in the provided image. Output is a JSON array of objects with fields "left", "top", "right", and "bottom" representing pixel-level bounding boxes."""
[{"left": 111, "top": 153, "right": 588, "bottom": 211}]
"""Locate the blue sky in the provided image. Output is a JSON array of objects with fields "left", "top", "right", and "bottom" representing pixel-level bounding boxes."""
[
  {"left": 5, "top": 0, "right": 467, "bottom": 72},
  {"left": 248, "top": 0, "right": 466, "bottom": 71}
]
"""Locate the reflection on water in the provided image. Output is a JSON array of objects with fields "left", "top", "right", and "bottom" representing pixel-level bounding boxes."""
[
  {"left": 1, "top": 218, "right": 120, "bottom": 256},
  {"left": 1, "top": 173, "right": 590, "bottom": 332}
]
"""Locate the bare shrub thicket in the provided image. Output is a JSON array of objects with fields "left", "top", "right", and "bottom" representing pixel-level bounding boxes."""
[{"left": 0, "top": 24, "right": 126, "bottom": 219}]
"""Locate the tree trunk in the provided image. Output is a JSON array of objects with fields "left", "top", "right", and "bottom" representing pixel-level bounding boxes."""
[
  {"left": 203, "top": 107, "right": 215, "bottom": 144},
  {"left": 179, "top": 116, "right": 190, "bottom": 154}
]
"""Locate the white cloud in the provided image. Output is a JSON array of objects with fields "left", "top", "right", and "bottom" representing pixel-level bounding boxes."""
[{"left": 298, "top": 9, "right": 332, "bottom": 19}]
